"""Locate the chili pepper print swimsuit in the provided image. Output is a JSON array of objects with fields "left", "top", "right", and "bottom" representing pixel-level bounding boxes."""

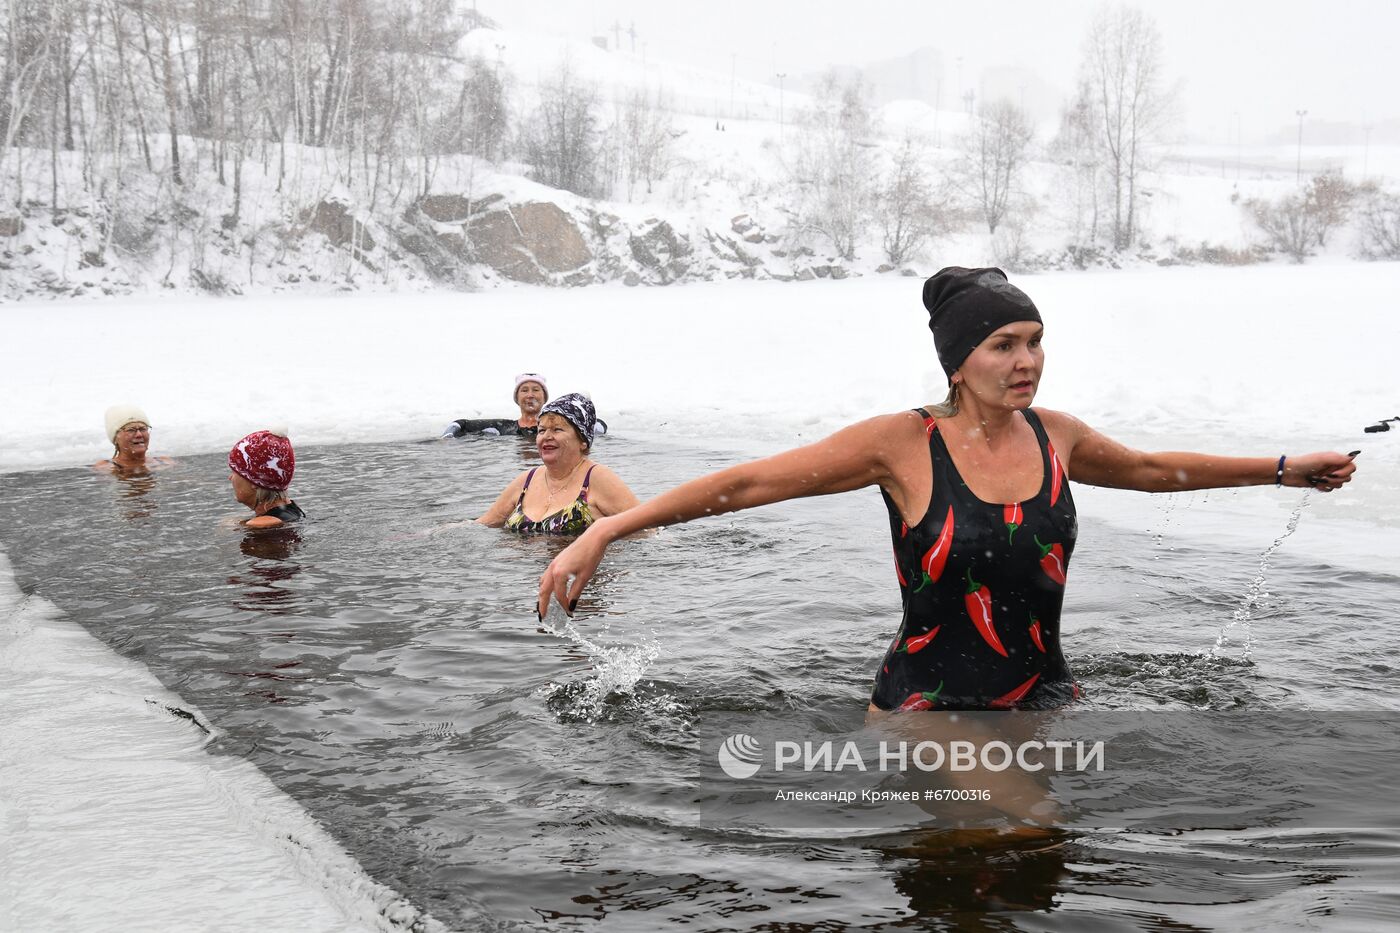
[
  {"left": 871, "top": 408, "right": 1079, "bottom": 711},
  {"left": 504, "top": 466, "right": 597, "bottom": 536}
]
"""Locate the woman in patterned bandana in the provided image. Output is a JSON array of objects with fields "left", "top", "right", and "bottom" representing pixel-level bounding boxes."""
[
  {"left": 477, "top": 394, "right": 638, "bottom": 536},
  {"left": 228, "top": 429, "right": 305, "bottom": 528},
  {"left": 538, "top": 267, "right": 1359, "bottom": 711}
]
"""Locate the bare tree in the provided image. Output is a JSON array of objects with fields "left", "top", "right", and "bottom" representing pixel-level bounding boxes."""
[
  {"left": 519, "top": 57, "right": 600, "bottom": 197},
  {"left": 1244, "top": 191, "right": 1317, "bottom": 264},
  {"left": 1304, "top": 169, "right": 1357, "bottom": 247},
  {"left": 1079, "top": 4, "right": 1170, "bottom": 250},
  {"left": 1, "top": 0, "right": 57, "bottom": 203},
  {"left": 602, "top": 87, "right": 675, "bottom": 201},
  {"left": 956, "top": 98, "right": 1033, "bottom": 235},
  {"left": 783, "top": 70, "right": 877, "bottom": 261},
  {"left": 878, "top": 130, "right": 948, "bottom": 265},
  {"left": 1246, "top": 170, "right": 1362, "bottom": 263},
  {"left": 1356, "top": 187, "right": 1400, "bottom": 260},
  {"left": 1048, "top": 78, "right": 1104, "bottom": 256},
  {"left": 450, "top": 55, "right": 507, "bottom": 162}
]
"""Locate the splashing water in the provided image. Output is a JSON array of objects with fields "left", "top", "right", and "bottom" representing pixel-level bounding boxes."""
[
  {"left": 1151, "top": 492, "right": 1180, "bottom": 552},
  {"left": 1211, "top": 490, "right": 1313, "bottom": 661},
  {"left": 538, "top": 603, "right": 661, "bottom": 722}
]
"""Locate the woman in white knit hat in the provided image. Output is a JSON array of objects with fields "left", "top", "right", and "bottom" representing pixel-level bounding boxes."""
[
  {"left": 441, "top": 373, "right": 610, "bottom": 440},
  {"left": 94, "top": 405, "right": 174, "bottom": 474},
  {"left": 441, "top": 373, "right": 550, "bottom": 439}
]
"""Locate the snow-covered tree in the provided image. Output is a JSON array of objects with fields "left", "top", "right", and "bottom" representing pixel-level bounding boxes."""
[
  {"left": 782, "top": 70, "right": 877, "bottom": 261},
  {"left": 956, "top": 98, "right": 1033, "bottom": 235},
  {"left": 519, "top": 57, "right": 601, "bottom": 197},
  {"left": 878, "top": 131, "right": 949, "bottom": 265},
  {"left": 602, "top": 88, "right": 676, "bottom": 201},
  {"left": 1357, "top": 188, "right": 1400, "bottom": 260},
  {"left": 1078, "top": 4, "right": 1171, "bottom": 250},
  {"left": 1048, "top": 78, "right": 1105, "bottom": 255}
]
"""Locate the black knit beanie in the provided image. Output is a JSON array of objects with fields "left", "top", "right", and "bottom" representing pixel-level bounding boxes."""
[{"left": 922, "top": 266, "right": 1042, "bottom": 381}]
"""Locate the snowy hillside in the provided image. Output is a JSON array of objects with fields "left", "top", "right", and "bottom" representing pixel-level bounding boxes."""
[{"left": 2, "top": 11, "right": 1399, "bottom": 303}]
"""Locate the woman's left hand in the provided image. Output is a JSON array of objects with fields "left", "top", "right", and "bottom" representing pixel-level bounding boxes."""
[{"left": 1285, "top": 451, "right": 1359, "bottom": 491}]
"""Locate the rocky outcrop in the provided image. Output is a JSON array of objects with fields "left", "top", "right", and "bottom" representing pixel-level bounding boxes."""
[
  {"left": 513, "top": 202, "right": 592, "bottom": 273},
  {"left": 627, "top": 219, "right": 692, "bottom": 284},
  {"left": 3, "top": 178, "right": 876, "bottom": 301},
  {"left": 413, "top": 198, "right": 592, "bottom": 284},
  {"left": 302, "top": 199, "right": 375, "bottom": 252},
  {"left": 334, "top": 194, "right": 858, "bottom": 289},
  {"left": 417, "top": 193, "right": 502, "bottom": 223}
]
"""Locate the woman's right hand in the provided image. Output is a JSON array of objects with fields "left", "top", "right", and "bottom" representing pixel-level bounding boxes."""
[{"left": 538, "top": 518, "right": 615, "bottom": 617}]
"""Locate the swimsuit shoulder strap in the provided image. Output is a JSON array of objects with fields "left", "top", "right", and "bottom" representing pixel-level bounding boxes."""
[
  {"left": 1021, "top": 408, "right": 1050, "bottom": 448},
  {"left": 913, "top": 407, "right": 937, "bottom": 434},
  {"left": 1021, "top": 408, "right": 1064, "bottom": 501},
  {"left": 579, "top": 464, "right": 597, "bottom": 503},
  {"left": 517, "top": 468, "right": 538, "bottom": 506}
]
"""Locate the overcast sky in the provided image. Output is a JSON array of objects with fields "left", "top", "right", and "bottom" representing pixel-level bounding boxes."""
[{"left": 485, "top": 1, "right": 1400, "bottom": 143}]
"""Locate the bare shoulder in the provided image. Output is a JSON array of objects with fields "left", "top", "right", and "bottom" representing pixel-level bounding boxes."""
[
  {"left": 92, "top": 460, "right": 114, "bottom": 472},
  {"left": 585, "top": 462, "right": 636, "bottom": 494},
  {"left": 582, "top": 462, "right": 638, "bottom": 515},
  {"left": 1030, "top": 407, "right": 1084, "bottom": 431},
  {"left": 1031, "top": 408, "right": 1090, "bottom": 447},
  {"left": 244, "top": 515, "right": 285, "bottom": 529},
  {"left": 585, "top": 461, "right": 625, "bottom": 483},
  {"left": 834, "top": 409, "right": 929, "bottom": 443}
]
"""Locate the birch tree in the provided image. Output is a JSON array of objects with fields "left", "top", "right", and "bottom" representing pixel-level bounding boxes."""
[
  {"left": 957, "top": 98, "right": 1033, "bottom": 235},
  {"left": 1079, "top": 3, "right": 1169, "bottom": 250}
]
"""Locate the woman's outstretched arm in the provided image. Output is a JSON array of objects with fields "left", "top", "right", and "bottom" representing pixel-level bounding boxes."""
[
  {"left": 1042, "top": 410, "right": 1359, "bottom": 493},
  {"left": 537, "top": 413, "right": 908, "bottom": 615}
]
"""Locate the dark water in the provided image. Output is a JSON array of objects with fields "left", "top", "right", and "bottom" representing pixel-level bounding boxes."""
[{"left": 2, "top": 437, "right": 1398, "bottom": 931}]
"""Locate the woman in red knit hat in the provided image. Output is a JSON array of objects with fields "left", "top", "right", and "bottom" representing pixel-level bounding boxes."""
[{"left": 228, "top": 429, "right": 305, "bottom": 528}]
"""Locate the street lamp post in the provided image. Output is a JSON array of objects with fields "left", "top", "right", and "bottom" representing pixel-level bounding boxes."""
[
  {"left": 730, "top": 53, "right": 736, "bottom": 119},
  {"left": 1363, "top": 121, "right": 1373, "bottom": 181},
  {"left": 776, "top": 72, "right": 787, "bottom": 141},
  {"left": 933, "top": 77, "right": 941, "bottom": 147},
  {"left": 1233, "top": 111, "right": 1242, "bottom": 181},
  {"left": 1295, "top": 109, "right": 1308, "bottom": 185}
]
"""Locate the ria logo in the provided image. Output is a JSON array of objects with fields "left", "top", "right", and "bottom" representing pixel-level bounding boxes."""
[{"left": 717, "top": 733, "right": 763, "bottom": 779}]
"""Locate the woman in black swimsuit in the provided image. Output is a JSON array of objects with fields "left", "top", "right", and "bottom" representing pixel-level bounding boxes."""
[{"left": 538, "top": 267, "right": 1358, "bottom": 711}]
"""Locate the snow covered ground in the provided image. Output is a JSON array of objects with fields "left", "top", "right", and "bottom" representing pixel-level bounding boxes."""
[
  {"left": 0, "top": 552, "right": 444, "bottom": 932},
  {"left": 2, "top": 262, "right": 1395, "bottom": 470}
]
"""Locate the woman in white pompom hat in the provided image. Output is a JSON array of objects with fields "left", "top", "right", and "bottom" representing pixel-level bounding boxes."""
[
  {"left": 441, "top": 372, "right": 550, "bottom": 438},
  {"left": 94, "top": 404, "right": 174, "bottom": 474}
]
